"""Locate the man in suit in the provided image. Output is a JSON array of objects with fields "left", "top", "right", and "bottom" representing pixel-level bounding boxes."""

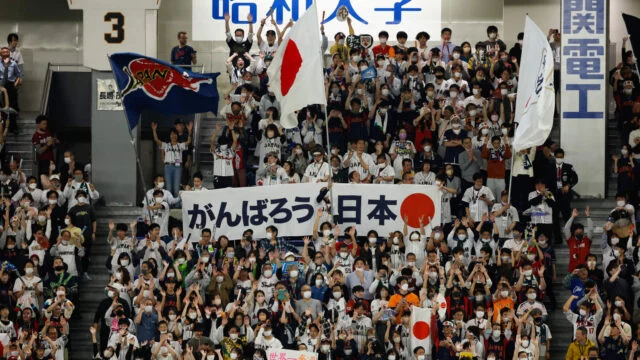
[{"left": 550, "top": 148, "right": 578, "bottom": 243}]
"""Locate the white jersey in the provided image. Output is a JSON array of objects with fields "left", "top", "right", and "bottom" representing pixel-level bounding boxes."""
[
  {"left": 462, "top": 186, "right": 495, "bottom": 222},
  {"left": 303, "top": 162, "right": 330, "bottom": 183}
]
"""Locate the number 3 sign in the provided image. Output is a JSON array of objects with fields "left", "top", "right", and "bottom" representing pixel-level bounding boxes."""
[{"left": 67, "top": 0, "right": 161, "bottom": 70}]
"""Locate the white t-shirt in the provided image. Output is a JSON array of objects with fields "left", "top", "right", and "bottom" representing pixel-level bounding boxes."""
[{"left": 462, "top": 186, "right": 495, "bottom": 222}]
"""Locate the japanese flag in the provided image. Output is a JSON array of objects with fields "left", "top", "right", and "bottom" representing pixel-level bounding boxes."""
[
  {"left": 411, "top": 306, "right": 434, "bottom": 354},
  {"left": 267, "top": 1, "right": 327, "bottom": 129}
]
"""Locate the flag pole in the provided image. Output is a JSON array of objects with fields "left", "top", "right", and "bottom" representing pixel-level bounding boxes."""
[
  {"left": 318, "top": 7, "right": 335, "bottom": 217},
  {"left": 106, "top": 55, "right": 150, "bottom": 206}
]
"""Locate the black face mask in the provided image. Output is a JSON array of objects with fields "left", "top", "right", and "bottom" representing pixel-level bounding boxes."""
[{"left": 54, "top": 265, "right": 64, "bottom": 272}]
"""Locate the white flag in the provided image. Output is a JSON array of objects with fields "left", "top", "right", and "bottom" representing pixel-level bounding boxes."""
[
  {"left": 512, "top": 16, "right": 555, "bottom": 151},
  {"left": 266, "top": 2, "right": 326, "bottom": 129},
  {"left": 410, "top": 306, "right": 433, "bottom": 354}
]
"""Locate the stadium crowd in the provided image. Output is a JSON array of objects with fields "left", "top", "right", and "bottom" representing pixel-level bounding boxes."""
[{"left": 0, "top": 7, "right": 639, "bottom": 360}]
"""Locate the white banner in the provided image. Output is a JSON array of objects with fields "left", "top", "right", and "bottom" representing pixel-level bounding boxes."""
[
  {"left": 267, "top": 349, "right": 318, "bottom": 360},
  {"left": 560, "top": 0, "right": 607, "bottom": 196},
  {"left": 96, "top": 78, "right": 124, "bottom": 111},
  {"left": 192, "top": 0, "right": 442, "bottom": 42},
  {"left": 331, "top": 184, "right": 441, "bottom": 235},
  {"left": 181, "top": 184, "right": 441, "bottom": 241},
  {"left": 512, "top": 16, "right": 555, "bottom": 152}
]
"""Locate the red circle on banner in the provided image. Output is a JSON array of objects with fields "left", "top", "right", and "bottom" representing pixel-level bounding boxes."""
[
  {"left": 280, "top": 40, "right": 303, "bottom": 96},
  {"left": 400, "top": 193, "right": 435, "bottom": 228},
  {"left": 412, "top": 321, "right": 430, "bottom": 340}
]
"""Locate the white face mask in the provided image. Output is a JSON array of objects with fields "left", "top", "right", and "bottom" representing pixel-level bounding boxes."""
[
  {"left": 144, "top": 305, "right": 153, "bottom": 313},
  {"left": 49, "top": 199, "right": 57, "bottom": 205},
  {"left": 28, "top": 183, "right": 37, "bottom": 190},
  {"left": 489, "top": 33, "right": 497, "bottom": 40},
  {"left": 64, "top": 218, "right": 71, "bottom": 225},
  {"left": 77, "top": 196, "right": 87, "bottom": 204},
  {"left": 303, "top": 291, "right": 312, "bottom": 299},
  {"left": 38, "top": 215, "right": 46, "bottom": 223},
  {"left": 169, "top": 314, "right": 177, "bottom": 321},
  {"left": 381, "top": 89, "right": 390, "bottom": 96},
  {"left": 458, "top": 234, "right": 466, "bottom": 241},
  {"left": 121, "top": 259, "right": 130, "bottom": 266},
  {"left": 453, "top": 53, "right": 460, "bottom": 60},
  {"left": 500, "top": 290, "right": 509, "bottom": 298},
  {"left": 555, "top": 158, "right": 564, "bottom": 165},
  {"left": 449, "top": 91, "right": 458, "bottom": 98},
  {"left": 157, "top": 182, "right": 165, "bottom": 189},
  {"left": 315, "top": 279, "right": 323, "bottom": 287},
  {"left": 621, "top": 149, "right": 629, "bottom": 156},
  {"left": 523, "top": 269, "right": 532, "bottom": 276},
  {"left": 333, "top": 291, "right": 342, "bottom": 299},
  {"left": 617, "top": 200, "right": 626, "bottom": 207},
  {"left": 501, "top": 128, "right": 508, "bottom": 135},
  {"left": 527, "top": 293, "right": 536, "bottom": 300},
  {"left": 500, "top": 89, "right": 508, "bottom": 95},
  {"left": 400, "top": 283, "right": 409, "bottom": 291},
  {"left": 235, "top": 36, "right": 244, "bottom": 43},
  {"left": 265, "top": 232, "right": 273, "bottom": 239},
  {"left": 289, "top": 270, "right": 299, "bottom": 278},
  {"left": 472, "top": 88, "right": 480, "bottom": 95},
  {"left": 229, "top": 334, "right": 238, "bottom": 341},
  {"left": 469, "top": 110, "right": 477, "bottom": 117},
  {"left": 492, "top": 330, "right": 501, "bottom": 338},
  {"left": 369, "top": 237, "right": 377, "bottom": 244},
  {"left": 521, "top": 340, "right": 530, "bottom": 348},
  {"left": 476, "top": 311, "right": 484, "bottom": 318},
  {"left": 25, "top": 267, "right": 33, "bottom": 275},
  {"left": 263, "top": 270, "right": 273, "bottom": 278},
  {"left": 579, "top": 309, "right": 587, "bottom": 316}
]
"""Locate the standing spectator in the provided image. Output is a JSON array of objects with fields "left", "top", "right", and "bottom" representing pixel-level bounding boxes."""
[
  {"left": 170, "top": 31, "right": 197, "bottom": 66},
  {"left": 32, "top": 115, "right": 58, "bottom": 182},
  {"left": 7, "top": 33, "right": 23, "bottom": 73},
  {"left": 548, "top": 29, "right": 561, "bottom": 112},
  {"left": 565, "top": 327, "right": 596, "bottom": 360},
  {"left": 0, "top": 46, "right": 21, "bottom": 134},
  {"left": 224, "top": 13, "right": 254, "bottom": 57},
  {"left": 437, "top": 28, "right": 456, "bottom": 63},
  {"left": 151, "top": 121, "right": 193, "bottom": 198}
]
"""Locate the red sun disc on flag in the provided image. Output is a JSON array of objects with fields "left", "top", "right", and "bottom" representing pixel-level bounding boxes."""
[
  {"left": 400, "top": 193, "right": 435, "bottom": 229},
  {"left": 280, "top": 40, "right": 303, "bottom": 96},
  {"left": 412, "top": 321, "right": 430, "bottom": 340}
]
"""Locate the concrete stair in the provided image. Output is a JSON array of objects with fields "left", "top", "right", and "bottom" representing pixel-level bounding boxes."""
[
  {"left": 68, "top": 206, "right": 141, "bottom": 359},
  {"left": 5, "top": 112, "right": 38, "bottom": 177}
]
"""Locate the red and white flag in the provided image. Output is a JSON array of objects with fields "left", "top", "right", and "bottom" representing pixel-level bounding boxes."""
[
  {"left": 266, "top": 1, "right": 326, "bottom": 128},
  {"left": 410, "top": 306, "right": 434, "bottom": 354}
]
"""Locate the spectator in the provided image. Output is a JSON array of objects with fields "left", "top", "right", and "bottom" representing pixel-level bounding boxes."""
[
  {"left": 170, "top": 31, "right": 197, "bottom": 66},
  {"left": 0, "top": 46, "right": 21, "bottom": 134}
]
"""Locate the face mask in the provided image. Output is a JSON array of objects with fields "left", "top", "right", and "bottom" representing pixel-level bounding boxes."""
[
  {"left": 144, "top": 305, "right": 153, "bottom": 313},
  {"left": 369, "top": 237, "right": 377, "bottom": 244},
  {"left": 621, "top": 148, "right": 629, "bottom": 156},
  {"left": 384, "top": 71, "right": 392, "bottom": 78},
  {"left": 263, "top": 270, "right": 273, "bottom": 278},
  {"left": 49, "top": 199, "right": 57, "bottom": 205},
  {"left": 208, "top": 356, "right": 216, "bottom": 360},
  {"left": 338, "top": 39, "right": 345, "bottom": 46},
  {"left": 429, "top": 272, "right": 438, "bottom": 280},
  {"left": 121, "top": 259, "right": 130, "bottom": 266},
  {"left": 389, "top": 356, "right": 396, "bottom": 360},
  {"left": 523, "top": 269, "right": 532, "bottom": 276},
  {"left": 57, "top": 290, "right": 65, "bottom": 296},
  {"left": 289, "top": 270, "right": 299, "bottom": 278},
  {"left": 352, "top": 55, "right": 361, "bottom": 62},
  {"left": 614, "top": 249, "right": 621, "bottom": 257},
  {"left": 104, "top": 350, "right": 114, "bottom": 358},
  {"left": 527, "top": 293, "right": 536, "bottom": 300},
  {"left": 229, "top": 333, "right": 239, "bottom": 341},
  {"left": 381, "top": 89, "right": 390, "bottom": 96},
  {"left": 469, "top": 110, "right": 477, "bottom": 117},
  {"left": 500, "top": 290, "right": 509, "bottom": 298},
  {"left": 453, "top": 71, "right": 462, "bottom": 78},
  {"left": 322, "top": 229, "right": 332, "bottom": 237},
  {"left": 344, "top": 350, "right": 352, "bottom": 355},
  {"left": 418, "top": 356, "right": 425, "bottom": 360},
  {"left": 235, "top": 36, "right": 243, "bottom": 42},
  {"left": 201, "top": 256, "right": 209, "bottom": 263},
  {"left": 28, "top": 183, "right": 37, "bottom": 190},
  {"left": 392, "top": 237, "right": 399, "bottom": 244},
  {"left": 449, "top": 91, "right": 458, "bottom": 98},
  {"left": 60, "top": 240, "right": 69, "bottom": 246},
  {"left": 77, "top": 196, "right": 87, "bottom": 204},
  {"left": 489, "top": 33, "right": 497, "bottom": 40},
  {"left": 611, "top": 237, "right": 619, "bottom": 245},
  {"left": 555, "top": 158, "right": 564, "bottom": 165},
  {"left": 458, "top": 234, "right": 466, "bottom": 241},
  {"left": 579, "top": 309, "right": 587, "bottom": 316},
  {"left": 472, "top": 88, "right": 480, "bottom": 96},
  {"left": 115, "top": 272, "right": 122, "bottom": 280},
  {"left": 38, "top": 215, "right": 46, "bottom": 223},
  {"left": 453, "top": 129, "right": 461, "bottom": 135},
  {"left": 623, "top": 88, "right": 633, "bottom": 95},
  {"left": 613, "top": 313, "right": 621, "bottom": 321},
  {"left": 303, "top": 291, "right": 311, "bottom": 299},
  {"left": 25, "top": 267, "right": 34, "bottom": 275},
  {"left": 502, "top": 128, "right": 508, "bottom": 135},
  {"left": 315, "top": 279, "right": 324, "bottom": 287},
  {"left": 227, "top": 252, "right": 235, "bottom": 258},
  {"left": 476, "top": 310, "right": 484, "bottom": 318},
  {"left": 380, "top": 38, "right": 387, "bottom": 44},
  {"left": 157, "top": 182, "right": 165, "bottom": 189},
  {"left": 189, "top": 312, "right": 197, "bottom": 319},
  {"left": 478, "top": 50, "right": 485, "bottom": 57},
  {"left": 521, "top": 340, "right": 530, "bottom": 348},
  {"left": 265, "top": 232, "right": 273, "bottom": 239},
  {"left": 333, "top": 291, "right": 342, "bottom": 299},
  {"left": 231, "top": 353, "right": 239, "bottom": 360},
  {"left": 500, "top": 89, "right": 508, "bottom": 96},
  {"left": 400, "top": 284, "right": 409, "bottom": 291},
  {"left": 216, "top": 275, "right": 224, "bottom": 283}
]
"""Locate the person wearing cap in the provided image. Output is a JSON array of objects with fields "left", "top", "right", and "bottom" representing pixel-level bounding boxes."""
[
  {"left": 257, "top": 16, "right": 283, "bottom": 57},
  {"left": 303, "top": 149, "right": 330, "bottom": 183},
  {"left": 63, "top": 167, "right": 99, "bottom": 209},
  {"left": 256, "top": 152, "right": 289, "bottom": 186},
  {"left": 40, "top": 174, "right": 65, "bottom": 208}
]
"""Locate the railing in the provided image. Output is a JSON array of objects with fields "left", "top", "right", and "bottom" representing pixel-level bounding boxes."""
[{"left": 180, "top": 65, "right": 206, "bottom": 176}]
